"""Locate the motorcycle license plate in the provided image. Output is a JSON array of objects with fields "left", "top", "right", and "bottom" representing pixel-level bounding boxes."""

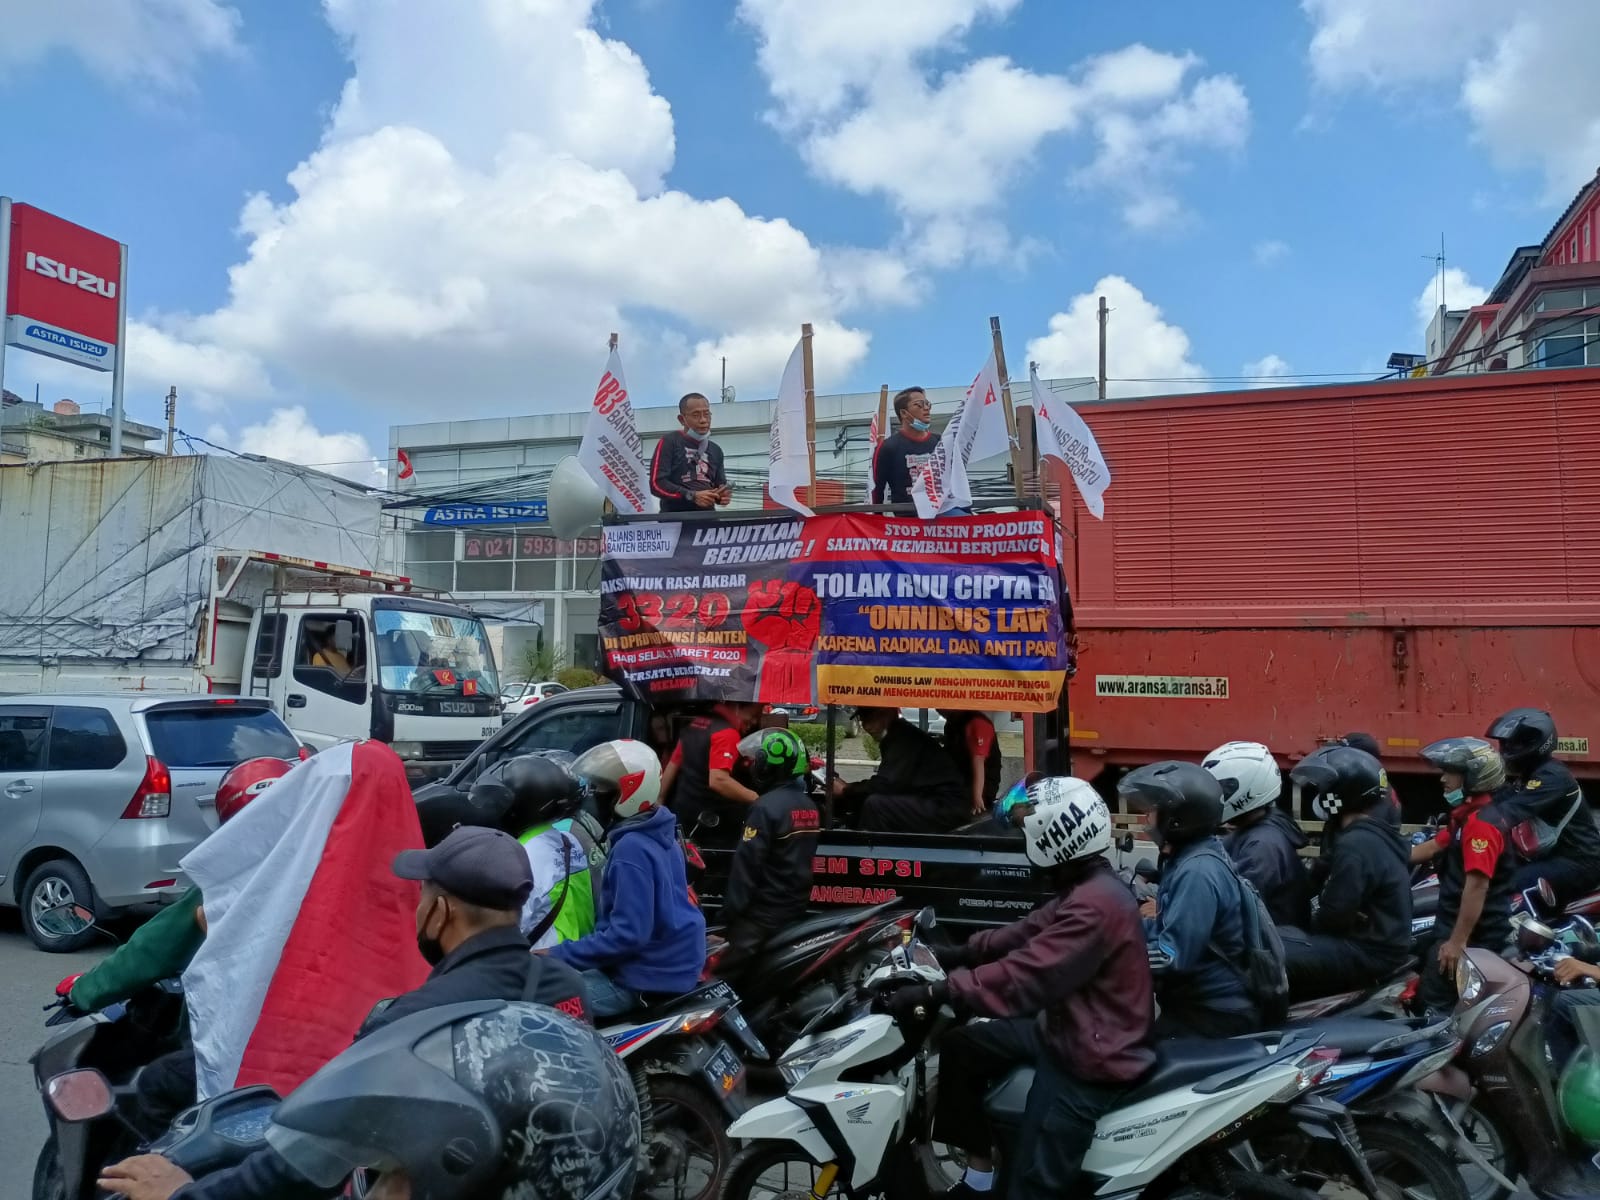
[{"left": 704, "top": 1042, "right": 745, "bottom": 1100}]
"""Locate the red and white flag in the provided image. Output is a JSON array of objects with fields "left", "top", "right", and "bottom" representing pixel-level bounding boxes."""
[
  {"left": 910, "top": 349, "right": 1008, "bottom": 518},
  {"left": 578, "top": 346, "right": 656, "bottom": 514},
  {"left": 1029, "top": 362, "right": 1111, "bottom": 519},
  {"left": 768, "top": 335, "right": 815, "bottom": 518},
  {"left": 181, "top": 741, "right": 429, "bottom": 1099}
]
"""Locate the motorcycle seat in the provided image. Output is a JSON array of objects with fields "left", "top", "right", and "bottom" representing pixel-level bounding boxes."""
[
  {"left": 1265, "top": 1015, "right": 1441, "bottom": 1055},
  {"left": 982, "top": 1039, "right": 1268, "bottom": 1121},
  {"left": 764, "top": 901, "right": 902, "bottom": 947},
  {"left": 626, "top": 982, "right": 736, "bottom": 1020}
]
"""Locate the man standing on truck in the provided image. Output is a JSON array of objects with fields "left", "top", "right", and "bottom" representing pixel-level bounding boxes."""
[
  {"left": 1488, "top": 708, "right": 1600, "bottom": 906},
  {"left": 940, "top": 708, "right": 1002, "bottom": 816},
  {"left": 870, "top": 387, "right": 937, "bottom": 506},
  {"left": 650, "top": 392, "right": 731, "bottom": 512},
  {"left": 831, "top": 707, "right": 968, "bottom": 832},
  {"left": 660, "top": 700, "right": 761, "bottom": 845},
  {"left": 1411, "top": 737, "right": 1518, "bottom": 1016}
]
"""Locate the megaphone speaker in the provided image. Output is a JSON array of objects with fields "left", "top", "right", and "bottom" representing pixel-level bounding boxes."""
[{"left": 547, "top": 455, "right": 606, "bottom": 539}]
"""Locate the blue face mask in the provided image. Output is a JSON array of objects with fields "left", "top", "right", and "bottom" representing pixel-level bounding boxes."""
[
  {"left": 910, "top": 417, "right": 931, "bottom": 433},
  {"left": 684, "top": 426, "right": 709, "bottom": 443},
  {"left": 1443, "top": 787, "right": 1465, "bottom": 806}
]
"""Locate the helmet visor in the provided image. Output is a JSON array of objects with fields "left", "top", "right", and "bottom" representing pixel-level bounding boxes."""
[
  {"left": 266, "top": 1126, "right": 402, "bottom": 1189},
  {"left": 735, "top": 731, "right": 766, "bottom": 762}
]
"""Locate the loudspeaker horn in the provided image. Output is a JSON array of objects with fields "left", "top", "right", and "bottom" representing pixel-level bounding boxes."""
[{"left": 547, "top": 455, "right": 606, "bottom": 539}]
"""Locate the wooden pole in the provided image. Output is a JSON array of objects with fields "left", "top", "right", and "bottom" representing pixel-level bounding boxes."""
[
  {"left": 608, "top": 331, "right": 618, "bottom": 352},
  {"left": 989, "top": 316, "right": 1027, "bottom": 502},
  {"left": 874, "top": 384, "right": 888, "bottom": 499},
  {"left": 802, "top": 323, "right": 817, "bottom": 508}
]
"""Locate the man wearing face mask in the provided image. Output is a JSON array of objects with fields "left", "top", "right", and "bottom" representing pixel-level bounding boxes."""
[
  {"left": 97, "top": 825, "right": 590, "bottom": 1200},
  {"left": 651, "top": 391, "right": 731, "bottom": 512},
  {"left": 871, "top": 386, "right": 938, "bottom": 507}
]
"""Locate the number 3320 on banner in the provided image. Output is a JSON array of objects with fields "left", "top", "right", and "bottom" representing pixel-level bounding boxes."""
[{"left": 615, "top": 591, "right": 732, "bottom": 633}]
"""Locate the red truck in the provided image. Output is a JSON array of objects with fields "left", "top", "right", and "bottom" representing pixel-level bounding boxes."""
[{"left": 1051, "top": 365, "right": 1600, "bottom": 809}]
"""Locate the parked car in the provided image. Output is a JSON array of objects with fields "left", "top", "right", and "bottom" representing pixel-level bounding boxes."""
[
  {"left": 772, "top": 702, "right": 858, "bottom": 737},
  {"left": 499, "top": 680, "right": 570, "bottom": 723},
  {"left": 0, "top": 694, "right": 304, "bottom": 951},
  {"left": 900, "top": 707, "right": 947, "bottom": 736}
]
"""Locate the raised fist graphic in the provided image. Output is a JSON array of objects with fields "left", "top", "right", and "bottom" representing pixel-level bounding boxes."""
[{"left": 741, "top": 578, "right": 821, "bottom": 701}]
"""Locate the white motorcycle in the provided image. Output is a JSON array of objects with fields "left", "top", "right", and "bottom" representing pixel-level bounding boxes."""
[{"left": 723, "top": 932, "right": 1376, "bottom": 1200}]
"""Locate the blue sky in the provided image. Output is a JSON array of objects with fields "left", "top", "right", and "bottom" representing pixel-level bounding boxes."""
[{"left": 1, "top": 0, "right": 1594, "bottom": 479}]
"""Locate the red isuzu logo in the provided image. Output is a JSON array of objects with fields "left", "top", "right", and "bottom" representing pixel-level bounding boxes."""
[{"left": 5, "top": 202, "right": 123, "bottom": 370}]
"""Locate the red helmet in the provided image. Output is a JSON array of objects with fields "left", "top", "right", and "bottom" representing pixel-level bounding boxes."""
[{"left": 215, "top": 758, "right": 293, "bottom": 824}]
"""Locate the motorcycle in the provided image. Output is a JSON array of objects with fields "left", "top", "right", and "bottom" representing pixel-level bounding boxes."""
[
  {"left": 599, "top": 979, "right": 767, "bottom": 1200},
  {"left": 721, "top": 919, "right": 1375, "bottom": 1200},
  {"left": 32, "top": 980, "right": 188, "bottom": 1200},
  {"left": 703, "top": 900, "right": 927, "bottom": 1054}
]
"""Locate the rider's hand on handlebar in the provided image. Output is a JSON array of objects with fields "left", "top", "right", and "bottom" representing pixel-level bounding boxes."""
[
  {"left": 933, "top": 942, "right": 974, "bottom": 971},
  {"left": 882, "top": 979, "right": 948, "bottom": 1024},
  {"left": 98, "top": 1154, "right": 193, "bottom": 1200},
  {"left": 1555, "top": 957, "right": 1600, "bottom": 986},
  {"left": 54, "top": 973, "right": 81, "bottom": 999}
]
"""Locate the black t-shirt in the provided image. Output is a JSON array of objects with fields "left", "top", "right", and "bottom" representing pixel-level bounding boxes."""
[{"left": 872, "top": 429, "right": 938, "bottom": 504}]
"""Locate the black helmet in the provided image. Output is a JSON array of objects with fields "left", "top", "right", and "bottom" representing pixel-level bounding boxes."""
[
  {"left": 1487, "top": 708, "right": 1558, "bottom": 772},
  {"left": 471, "top": 754, "right": 579, "bottom": 833},
  {"left": 1422, "top": 736, "right": 1507, "bottom": 796},
  {"left": 737, "top": 727, "right": 806, "bottom": 792},
  {"left": 268, "top": 1000, "right": 638, "bottom": 1200},
  {"left": 1337, "top": 732, "right": 1383, "bottom": 760},
  {"left": 1118, "top": 761, "right": 1223, "bottom": 846},
  {"left": 1290, "top": 746, "right": 1387, "bottom": 818}
]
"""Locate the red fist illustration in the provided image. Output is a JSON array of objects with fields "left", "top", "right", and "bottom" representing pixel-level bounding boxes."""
[{"left": 741, "top": 579, "right": 821, "bottom": 701}]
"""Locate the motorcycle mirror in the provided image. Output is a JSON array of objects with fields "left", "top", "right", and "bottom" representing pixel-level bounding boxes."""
[
  {"left": 1116, "top": 833, "right": 1135, "bottom": 855},
  {"left": 1134, "top": 857, "right": 1159, "bottom": 881},
  {"left": 1571, "top": 915, "right": 1600, "bottom": 952},
  {"left": 1516, "top": 916, "right": 1558, "bottom": 955},
  {"left": 1539, "top": 876, "right": 1560, "bottom": 913},
  {"left": 698, "top": 811, "right": 721, "bottom": 829},
  {"left": 914, "top": 907, "right": 937, "bottom": 935},
  {"left": 46, "top": 1069, "right": 114, "bottom": 1122}
]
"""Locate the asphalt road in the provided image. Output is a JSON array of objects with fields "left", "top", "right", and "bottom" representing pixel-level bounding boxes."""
[{"left": 0, "top": 909, "right": 111, "bottom": 1200}]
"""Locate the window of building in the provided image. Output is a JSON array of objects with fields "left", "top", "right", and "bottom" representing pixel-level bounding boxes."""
[
  {"left": 406, "top": 531, "right": 456, "bottom": 562},
  {"left": 1586, "top": 216, "right": 1594, "bottom": 260},
  {"left": 514, "top": 560, "right": 560, "bottom": 591},
  {"left": 1572, "top": 235, "right": 1580, "bottom": 262},
  {"left": 455, "top": 560, "right": 515, "bottom": 591},
  {"left": 46, "top": 707, "right": 127, "bottom": 771},
  {"left": 407, "top": 562, "right": 455, "bottom": 590},
  {"left": 1536, "top": 287, "right": 1586, "bottom": 313},
  {"left": 1537, "top": 334, "right": 1587, "bottom": 368}
]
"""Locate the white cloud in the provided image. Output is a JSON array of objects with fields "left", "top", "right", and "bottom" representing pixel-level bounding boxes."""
[
  {"left": 739, "top": 1, "right": 1250, "bottom": 251},
  {"left": 1415, "top": 266, "right": 1489, "bottom": 332},
  {"left": 0, "top": 0, "right": 240, "bottom": 88},
  {"left": 1253, "top": 239, "right": 1290, "bottom": 266},
  {"left": 1303, "top": 2, "right": 1600, "bottom": 199},
  {"left": 1242, "top": 354, "right": 1293, "bottom": 385},
  {"left": 124, "top": 322, "right": 270, "bottom": 413},
  {"left": 228, "top": 406, "right": 383, "bottom": 486},
  {"left": 1026, "top": 276, "right": 1207, "bottom": 397},
  {"left": 128, "top": 0, "right": 877, "bottom": 429}
]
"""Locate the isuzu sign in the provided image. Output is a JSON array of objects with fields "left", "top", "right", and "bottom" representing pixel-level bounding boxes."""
[{"left": 4, "top": 202, "right": 123, "bottom": 371}]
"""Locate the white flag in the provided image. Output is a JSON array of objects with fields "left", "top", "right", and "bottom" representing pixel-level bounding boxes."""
[
  {"left": 577, "top": 347, "right": 656, "bottom": 514},
  {"left": 865, "top": 408, "right": 883, "bottom": 502},
  {"left": 1030, "top": 362, "right": 1111, "bottom": 519},
  {"left": 769, "top": 336, "right": 815, "bottom": 517},
  {"left": 910, "top": 349, "right": 1007, "bottom": 518}
]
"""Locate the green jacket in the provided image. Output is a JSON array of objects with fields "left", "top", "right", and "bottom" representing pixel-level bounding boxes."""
[{"left": 69, "top": 886, "right": 205, "bottom": 1012}]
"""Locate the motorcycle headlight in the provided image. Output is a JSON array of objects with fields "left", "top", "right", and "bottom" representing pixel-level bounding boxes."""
[
  {"left": 1471, "top": 1020, "right": 1512, "bottom": 1058},
  {"left": 1456, "top": 955, "right": 1486, "bottom": 1005}
]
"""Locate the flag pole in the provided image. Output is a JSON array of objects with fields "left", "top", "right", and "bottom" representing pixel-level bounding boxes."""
[
  {"left": 609, "top": 330, "right": 618, "bottom": 352},
  {"left": 802, "top": 322, "right": 817, "bottom": 508},
  {"left": 602, "top": 331, "right": 619, "bottom": 514},
  {"left": 876, "top": 384, "right": 888, "bottom": 439},
  {"left": 990, "top": 315, "right": 1026, "bottom": 502}
]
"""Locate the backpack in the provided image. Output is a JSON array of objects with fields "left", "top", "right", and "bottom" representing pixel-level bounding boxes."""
[{"left": 1201, "top": 846, "right": 1290, "bottom": 1023}]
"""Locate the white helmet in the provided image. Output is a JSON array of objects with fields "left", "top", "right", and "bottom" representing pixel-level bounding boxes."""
[
  {"left": 572, "top": 739, "right": 662, "bottom": 820},
  {"left": 1202, "top": 741, "right": 1282, "bottom": 822},
  {"left": 1020, "top": 777, "right": 1113, "bottom": 868}
]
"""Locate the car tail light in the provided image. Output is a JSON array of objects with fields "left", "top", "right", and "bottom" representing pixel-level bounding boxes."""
[
  {"left": 214, "top": 698, "right": 236, "bottom": 705},
  {"left": 122, "top": 758, "right": 172, "bottom": 819}
]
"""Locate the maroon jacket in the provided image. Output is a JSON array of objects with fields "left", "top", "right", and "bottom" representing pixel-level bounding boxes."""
[{"left": 947, "top": 860, "right": 1156, "bottom": 1084}]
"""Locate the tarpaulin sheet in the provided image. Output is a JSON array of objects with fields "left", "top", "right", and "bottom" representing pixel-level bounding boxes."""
[
  {"left": 598, "top": 512, "right": 1069, "bottom": 712},
  {"left": 0, "top": 456, "right": 383, "bottom": 662}
]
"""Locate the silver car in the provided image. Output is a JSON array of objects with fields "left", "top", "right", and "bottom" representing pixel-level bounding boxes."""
[{"left": 0, "top": 694, "right": 303, "bottom": 951}]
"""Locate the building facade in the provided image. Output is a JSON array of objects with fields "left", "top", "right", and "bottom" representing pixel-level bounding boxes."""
[
  {"left": 1431, "top": 168, "right": 1600, "bottom": 375},
  {"left": 0, "top": 393, "right": 162, "bottom": 463},
  {"left": 386, "top": 375, "right": 1087, "bottom": 676}
]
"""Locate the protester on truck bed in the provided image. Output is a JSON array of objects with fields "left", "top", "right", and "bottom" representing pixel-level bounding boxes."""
[
  {"left": 650, "top": 391, "right": 730, "bottom": 511},
  {"left": 871, "top": 387, "right": 938, "bottom": 507},
  {"left": 831, "top": 707, "right": 968, "bottom": 832},
  {"left": 661, "top": 700, "right": 761, "bottom": 846},
  {"left": 940, "top": 708, "right": 1002, "bottom": 816}
]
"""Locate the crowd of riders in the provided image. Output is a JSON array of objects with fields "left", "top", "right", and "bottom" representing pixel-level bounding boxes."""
[{"left": 47, "top": 700, "right": 1600, "bottom": 1200}]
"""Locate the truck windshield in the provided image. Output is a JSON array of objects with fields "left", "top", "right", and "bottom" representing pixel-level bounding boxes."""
[{"left": 372, "top": 608, "right": 500, "bottom": 697}]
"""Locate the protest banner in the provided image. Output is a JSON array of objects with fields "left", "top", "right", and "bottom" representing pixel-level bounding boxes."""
[
  {"left": 576, "top": 334, "right": 655, "bottom": 514},
  {"left": 598, "top": 511, "right": 1068, "bottom": 711}
]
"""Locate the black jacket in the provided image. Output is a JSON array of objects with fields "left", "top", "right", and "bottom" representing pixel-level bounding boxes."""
[
  {"left": 175, "top": 929, "right": 588, "bottom": 1200},
  {"left": 723, "top": 778, "right": 821, "bottom": 930},
  {"left": 1437, "top": 797, "right": 1518, "bottom": 950},
  {"left": 870, "top": 429, "right": 938, "bottom": 505},
  {"left": 1497, "top": 757, "right": 1600, "bottom": 869},
  {"left": 1225, "top": 809, "right": 1311, "bottom": 928},
  {"left": 942, "top": 711, "right": 1002, "bottom": 806},
  {"left": 650, "top": 430, "right": 726, "bottom": 511},
  {"left": 1311, "top": 815, "right": 1413, "bottom": 966},
  {"left": 840, "top": 718, "right": 965, "bottom": 812}
]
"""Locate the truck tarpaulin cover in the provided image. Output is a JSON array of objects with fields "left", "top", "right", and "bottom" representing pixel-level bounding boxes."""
[
  {"left": 0, "top": 456, "right": 382, "bottom": 661},
  {"left": 599, "top": 512, "right": 1068, "bottom": 711}
]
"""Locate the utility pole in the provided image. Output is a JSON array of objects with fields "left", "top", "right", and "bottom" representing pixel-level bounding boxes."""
[
  {"left": 164, "top": 386, "right": 177, "bottom": 455},
  {"left": 1097, "top": 295, "right": 1108, "bottom": 400}
]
